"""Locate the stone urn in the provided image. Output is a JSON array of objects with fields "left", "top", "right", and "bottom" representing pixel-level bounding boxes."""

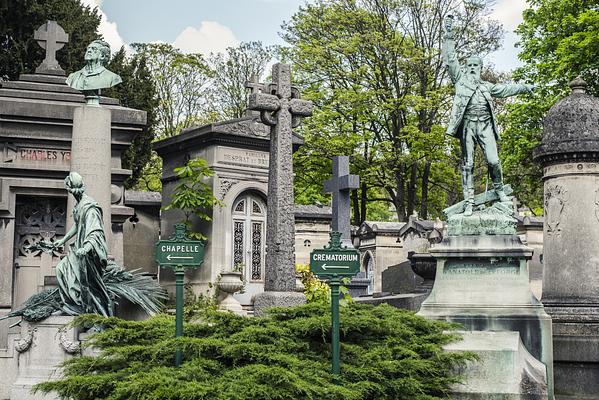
[
  {"left": 408, "top": 251, "right": 437, "bottom": 294},
  {"left": 218, "top": 271, "right": 246, "bottom": 316}
]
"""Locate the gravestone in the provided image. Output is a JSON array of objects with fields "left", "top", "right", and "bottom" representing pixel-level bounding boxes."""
[
  {"left": 33, "top": 21, "right": 68, "bottom": 75},
  {"left": 248, "top": 63, "right": 313, "bottom": 316},
  {"left": 323, "top": 155, "right": 359, "bottom": 246},
  {"left": 533, "top": 77, "right": 599, "bottom": 399}
]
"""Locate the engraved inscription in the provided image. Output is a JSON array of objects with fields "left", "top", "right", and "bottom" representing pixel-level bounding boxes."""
[
  {"left": 2, "top": 145, "right": 71, "bottom": 167},
  {"left": 444, "top": 262, "right": 520, "bottom": 280},
  {"left": 218, "top": 147, "right": 269, "bottom": 168}
]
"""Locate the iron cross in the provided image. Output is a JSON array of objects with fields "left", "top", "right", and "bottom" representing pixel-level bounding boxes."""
[
  {"left": 34, "top": 21, "right": 69, "bottom": 75},
  {"left": 324, "top": 156, "right": 359, "bottom": 246},
  {"left": 248, "top": 63, "right": 313, "bottom": 292}
]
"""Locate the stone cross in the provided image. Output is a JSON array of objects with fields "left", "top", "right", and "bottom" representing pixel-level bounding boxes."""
[
  {"left": 324, "top": 156, "right": 359, "bottom": 246},
  {"left": 34, "top": 21, "right": 69, "bottom": 75},
  {"left": 244, "top": 74, "right": 264, "bottom": 95},
  {"left": 249, "top": 63, "right": 313, "bottom": 292}
]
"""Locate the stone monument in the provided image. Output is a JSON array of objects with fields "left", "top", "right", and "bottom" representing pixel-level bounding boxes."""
[
  {"left": 248, "top": 63, "right": 313, "bottom": 316},
  {"left": 417, "top": 16, "right": 554, "bottom": 399},
  {"left": 533, "top": 77, "right": 599, "bottom": 399},
  {"left": 324, "top": 156, "right": 359, "bottom": 246},
  {"left": 33, "top": 21, "right": 69, "bottom": 75}
]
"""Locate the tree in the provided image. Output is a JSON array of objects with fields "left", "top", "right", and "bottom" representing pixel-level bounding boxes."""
[
  {"left": 208, "top": 41, "right": 275, "bottom": 120},
  {"left": 163, "top": 157, "right": 223, "bottom": 240},
  {"left": 500, "top": 0, "right": 599, "bottom": 213},
  {"left": 104, "top": 47, "right": 158, "bottom": 189},
  {"left": 283, "top": 0, "right": 503, "bottom": 222},
  {"left": 0, "top": 0, "right": 100, "bottom": 80},
  {"left": 132, "top": 43, "right": 214, "bottom": 139}
]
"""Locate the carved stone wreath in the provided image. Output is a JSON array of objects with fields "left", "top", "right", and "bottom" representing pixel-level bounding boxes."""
[{"left": 14, "top": 327, "right": 37, "bottom": 353}]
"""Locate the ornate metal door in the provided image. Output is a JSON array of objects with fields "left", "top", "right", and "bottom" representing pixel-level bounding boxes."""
[
  {"left": 232, "top": 193, "right": 266, "bottom": 284},
  {"left": 13, "top": 196, "right": 66, "bottom": 307}
]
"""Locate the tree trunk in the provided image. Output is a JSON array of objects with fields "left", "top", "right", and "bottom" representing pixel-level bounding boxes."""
[
  {"left": 360, "top": 182, "right": 367, "bottom": 224},
  {"left": 395, "top": 163, "right": 406, "bottom": 221},
  {"left": 351, "top": 188, "right": 360, "bottom": 225},
  {"left": 420, "top": 161, "right": 431, "bottom": 219},
  {"left": 407, "top": 162, "right": 417, "bottom": 218}
]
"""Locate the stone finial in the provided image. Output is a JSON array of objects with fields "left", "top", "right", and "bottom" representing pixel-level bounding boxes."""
[{"left": 569, "top": 76, "right": 587, "bottom": 94}]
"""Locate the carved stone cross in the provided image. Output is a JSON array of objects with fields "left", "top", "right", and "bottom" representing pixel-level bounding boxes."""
[
  {"left": 249, "top": 63, "right": 313, "bottom": 292},
  {"left": 244, "top": 74, "right": 264, "bottom": 95},
  {"left": 34, "top": 21, "right": 69, "bottom": 76},
  {"left": 324, "top": 156, "right": 359, "bottom": 246}
]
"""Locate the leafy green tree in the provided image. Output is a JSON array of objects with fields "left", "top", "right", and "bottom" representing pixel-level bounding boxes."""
[
  {"left": 163, "top": 157, "right": 223, "bottom": 240},
  {"left": 105, "top": 47, "right": 159, "bottom": 189},
  {"left": 0, "top": 0, "right": 100, "bottom": 80},
  {"left": 37, "top": 303, "right": 474, "bottom": 400},
  {"left": 132, "top": 43, "right": 214, "bottom": 139},
  {"left": 501, "top": 0, "right": 599, "bottom": 213},
  {"left": 283, "top": 0, "right": 502, "bottom": 222},
  {"left": 208, "top": 41, "right": 275, "bottom": 119}
]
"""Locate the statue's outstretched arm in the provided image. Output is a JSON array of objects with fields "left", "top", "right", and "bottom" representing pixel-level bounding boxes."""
[
  {"left": 442, "top": 15, "right": 462, "bottom": 84},
  {"left": 489, "top": 82, "right": 536, "bottom": 98},
  {"left": 55, "top": 223, "right": 77, "bottom": 247}
]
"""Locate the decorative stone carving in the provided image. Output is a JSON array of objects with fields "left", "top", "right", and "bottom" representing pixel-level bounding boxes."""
[
  {"left": 544, "top": 184, "right": 568, "bottom": 237},
  {"left": 14, "top": 328, "right": 37, "bottom": 353},
  {"left": 58, "top": 328, "right": 81, "bottom": 354},
  {"left": 219, "top": 178, "right": 238, "bottom": 200}
]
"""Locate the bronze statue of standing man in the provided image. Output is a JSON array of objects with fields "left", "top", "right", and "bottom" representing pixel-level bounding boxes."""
[{"left": 443, "top": 15, "right": 534, "bottom": 216}]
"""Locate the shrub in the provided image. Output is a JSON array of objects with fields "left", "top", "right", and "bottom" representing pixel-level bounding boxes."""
[{"left": 36, "top": 303, "right": 473, "bottom": 400}]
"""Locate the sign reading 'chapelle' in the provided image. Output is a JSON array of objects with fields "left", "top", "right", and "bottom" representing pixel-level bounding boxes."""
[{"left": 155, "top": 226, "right": 205, "bottom": 267}]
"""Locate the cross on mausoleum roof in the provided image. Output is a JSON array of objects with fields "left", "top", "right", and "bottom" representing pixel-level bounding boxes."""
[
  {"left": 34, "top": 20, "right": 69, "bottom": 75},
  {"left": 324, "top": 156, "right": 359, "bottom": 246}
]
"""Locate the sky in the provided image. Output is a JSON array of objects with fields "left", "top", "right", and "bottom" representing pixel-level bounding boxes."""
[{"left": 81, "top": 0, "right": 529, "bottom": 73}]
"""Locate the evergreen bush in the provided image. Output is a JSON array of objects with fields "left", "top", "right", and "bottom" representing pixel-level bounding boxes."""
[{"left": 36, "top": 303, "right": 473, "bottom": 400}]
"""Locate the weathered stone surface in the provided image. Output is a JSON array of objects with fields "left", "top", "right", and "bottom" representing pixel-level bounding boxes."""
[
  {"left": 248, "top": 63, "right": 312, "bottom": 294},
  {"left": 419, "top": 235, "right": 554, "bottom": 398},
  {"left": 324, "top": 156, "right": 359, "bottom": 245},
  {"left": 534, "top": 78, "right": 599, "bottom": 165},
  {"left": 10, "top": 316, "right": 81, "bottom": 400},
  {"left": 447, "top": 201, "right": 517, "bottom": 236},
  {"left": 253, "top": 291, "right": 306, "bottom": 317},
  {"left": 69, "top": 106, "right": 112, "bottom": 246},
  {"left": 445, "top": 331, "right": 548, "bottom": 399}
]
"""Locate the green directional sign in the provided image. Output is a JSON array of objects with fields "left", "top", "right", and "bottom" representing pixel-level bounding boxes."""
[
  {"left": 310, "top": 234, "right": 360, "bottom": 277},
  {"left": 154, "top": 224, "right": 206, "bottom": 368},
  {"left": 155, "top": 226, "right": 205, "bottom": 267}
]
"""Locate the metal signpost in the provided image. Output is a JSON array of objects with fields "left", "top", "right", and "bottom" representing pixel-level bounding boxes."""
[
  {"left": 155, "top": 224, "right": 205, "bottom": 367},
  {"left": 310, "top": 231, "right": 360, "bottom": 377}
]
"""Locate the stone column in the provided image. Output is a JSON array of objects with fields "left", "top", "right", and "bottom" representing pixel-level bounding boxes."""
[
  {"left": 533, "top": 77, "right": 599, "bottom": 398},
  {"left": 69, "top": 106, "right": 112, "bottom": 246}
]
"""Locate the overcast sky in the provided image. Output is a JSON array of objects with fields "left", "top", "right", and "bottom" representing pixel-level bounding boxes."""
[{"left": 81, "top": 0, "right": 529, "bottom": 73}]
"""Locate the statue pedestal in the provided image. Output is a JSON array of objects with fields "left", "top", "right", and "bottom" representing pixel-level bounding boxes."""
[
  {"left": 418, "top": 235, "right": 554, "bottom": 399},
  {"left": 69, "top": 106, "right": 112, "bottom": 251},
  {"left": 10, "top": 316, "right": 81, "bottom": 400}
]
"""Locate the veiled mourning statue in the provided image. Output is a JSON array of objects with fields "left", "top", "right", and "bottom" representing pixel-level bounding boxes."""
[{"left": 1, "top": 172, "right": 165, "bottom": 323}]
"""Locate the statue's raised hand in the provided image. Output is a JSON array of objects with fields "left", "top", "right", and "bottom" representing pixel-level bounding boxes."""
[{"left": 444, "top": 15, "right": 455, "bottom": 39}]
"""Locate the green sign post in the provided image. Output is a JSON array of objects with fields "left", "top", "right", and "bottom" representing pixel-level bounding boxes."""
[
  {"left": 155, "top": 224, "right": 205, "bottom": 367},
  {"left": 310, "top": 231, "right": 360, "bottom": 377}
]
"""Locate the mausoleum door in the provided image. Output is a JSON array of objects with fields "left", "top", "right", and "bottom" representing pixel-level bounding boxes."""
[
  {"left": 365, "top": 254, "right": 374, "bottom": 295},
  {"left": 13, "top": 196, "right": 66, "bottom": 308},
  {"left": 231, "top": 193, "right": 266, "bottom": 303}
]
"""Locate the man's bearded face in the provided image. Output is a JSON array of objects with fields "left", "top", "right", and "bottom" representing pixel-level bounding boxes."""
[{"left": 466, "top": 58, "right": 482, "bottom": 80}]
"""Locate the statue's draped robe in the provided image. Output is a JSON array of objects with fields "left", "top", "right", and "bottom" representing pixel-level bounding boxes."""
[{"left": 55, "top": 194, "right": 113, "bottom": 316}]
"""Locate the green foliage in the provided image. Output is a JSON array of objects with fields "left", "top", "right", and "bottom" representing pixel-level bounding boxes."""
[
  {"left": 36, "top": 303, "right": 474, "bottom": 400},
  {"left": 296, "top": 263, "right": 331, "bottom": 303},
  {"left": 296, "top": 264, "right": 353, "bottom": 305},
  {"left": 501, "top": 0, "right": 599, "bottom": 212},
  {"left": 284, "top": 0, "right": 503, "bottom": 221},
  {"left": 208, "top": 41, "right": 276, "bottom": 119},
  {"left": 163, "top": 157, "right": 223, "bottom": 240},
  {"left": 0, "top": 0, "right": 100, "bottom": 81},
  {"left": 104, "top": 47, "right": 159, "bottom": 189}
]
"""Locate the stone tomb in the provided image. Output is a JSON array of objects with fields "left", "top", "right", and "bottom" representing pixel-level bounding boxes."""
[{"left": 0, "top": 61, "right": 145, "bottom": 314}]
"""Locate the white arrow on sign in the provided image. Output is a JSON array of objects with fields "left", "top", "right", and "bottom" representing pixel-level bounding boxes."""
[
  {"left": 166, "top": 254, "right": 194, "bottom": 261},
  {"left": 321, "top": 263, "right": 350, "bottom": 271}
]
